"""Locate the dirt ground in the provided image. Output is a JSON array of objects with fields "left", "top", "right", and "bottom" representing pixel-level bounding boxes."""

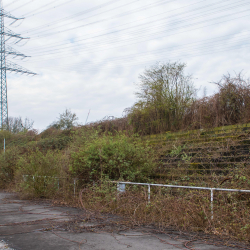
[{"left": 0, "top": 191, "right": 249, "bottom": 250}]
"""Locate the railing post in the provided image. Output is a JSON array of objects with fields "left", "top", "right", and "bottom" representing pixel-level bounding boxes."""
[
  {"left": 211, "top": 188, "right": 214, "bottom": 220},
  {"left": 74, "top": 179, "right": 76, "bottom": 197},
  {"left": 148, "top": 184, "right": 151, "bottom": 203}
]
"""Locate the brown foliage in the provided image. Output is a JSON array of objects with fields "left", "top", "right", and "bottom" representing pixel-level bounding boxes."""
[
  {"left": 92, "top": 73, "right": 250, "bottom": 135},
  {"left": 184, "top": 73, "right": 250, "bottom": 130},
  {"left": 78, "top": 184, "right": 250, "bottom": 242},
  {"left": 87, "top": 116, "right": 132, "bottom": 135}
]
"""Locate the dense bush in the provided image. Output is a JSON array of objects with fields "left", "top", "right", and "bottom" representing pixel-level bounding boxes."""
[
  {"left": 15, "top": 149, "right": 69, "bottom": 197},
  {"left": 70, "top": 132, "right": 156, "bottom": 183},
  {"left": 0, "top": 147, "right": 20, "bottom": 189}
]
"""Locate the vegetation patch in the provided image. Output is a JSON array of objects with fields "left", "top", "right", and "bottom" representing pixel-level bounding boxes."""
[{"left": 1, "top": 63, "right": 250, "bottom": 243}]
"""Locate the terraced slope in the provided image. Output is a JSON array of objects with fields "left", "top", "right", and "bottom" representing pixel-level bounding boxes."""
[{"left": 145, "top": 123, "right": 250, "bottom": 189}]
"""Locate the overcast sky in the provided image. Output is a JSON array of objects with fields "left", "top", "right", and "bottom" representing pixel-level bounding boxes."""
[{"left": 2, "top": 0, "right": 250, "bottom": 131}]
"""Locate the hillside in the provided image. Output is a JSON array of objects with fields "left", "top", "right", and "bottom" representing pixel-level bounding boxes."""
[
  {"left": 146, "top": 123, "right": 250, "bottom": 190},
  {"left": 1, "top": 123, "right": 250, "bottom": 190},
  {"left": 1, "top": 123, "right": 250, "bottom": 242}
]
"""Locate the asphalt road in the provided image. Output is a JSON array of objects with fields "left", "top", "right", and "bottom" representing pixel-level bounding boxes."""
[{"left": 0, "top": 192, "right": 248, "bottom": 250}]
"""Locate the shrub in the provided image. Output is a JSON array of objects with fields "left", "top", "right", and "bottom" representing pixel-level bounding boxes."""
[
  {"left": 0, "top": 147, "right": 20, "bottom": 189},
  {"left": 70, "top": 132, "right": 155, "bottom": 183},
  {"left": 127, "top": 62, "right": 196, "bottom": 134},
  {"left": 15, "top": 149, "right": 69, "bottom": 198}
]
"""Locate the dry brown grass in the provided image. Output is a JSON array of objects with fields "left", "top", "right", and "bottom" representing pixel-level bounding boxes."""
[{"left": 76, "top": 183, "right": 250, "bottom": 242}]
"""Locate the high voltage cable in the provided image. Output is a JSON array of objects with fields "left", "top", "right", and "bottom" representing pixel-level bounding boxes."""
[
  {"left": 25, "top": 0, "right": 236, "bottom": 50},
  {"left": 33, "top": 40, "right": 250, "bottom": 74},
  {"left": 30, "top": 2, "right": 249, "bottom": 56},
  {"left": 31, "top": 33, "right": 250, "bottom": 64},
  {"left": 23, "top": 0, "right": 204, "bottom": 48},
  {"left": 4, "top": 0, "right": 21, "bottom": 8},
  {"left": 32, "top": 43, "right": 250, "bottom": 74},
  {"left": 25, "top": 11, "right": 250, "bottom": 66},
  {"left": 27, "top": 15, "right": 250, "bottom": 62},
  {"left": 22, "top": 0, "right": 78, "bottom": 18},
  {"left": 31, "top": 0, "right": 199, "bottom": 38},
  {"left": 28, "top": 31, "right": 250, "bottom": 59},
  {"left": 9, "top": 0, "right": 35, "bottom": 12},
  {"left": 28, "top": 0, "right": 246, "bottom": 47},
  {"left": 19, "top": 0, "right": 62, "bottom": 16},
  {"left": 22, "top": 0, "right": 136, "bottom": 33},
  {"left": 29, "top": 35, "right": 250, "bottom": 72},
  {"left": 29, "top": 32, "right": 250, "bottom": 67},
  {"left": 7, "top": 0, "right": 248, "bottom": 72},
  {"left": 27, "top": 1, "right": 250, "bottom": 56},
  {"left": 25, "top": 0, "right": 172, "bottom": 35}
]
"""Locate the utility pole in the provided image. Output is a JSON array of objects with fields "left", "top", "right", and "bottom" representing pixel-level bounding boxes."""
[{"left": 0, "top": 1, "right": 36, "bottom": 129}]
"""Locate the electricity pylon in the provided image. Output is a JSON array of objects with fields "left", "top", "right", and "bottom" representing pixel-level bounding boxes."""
[{"left": 0, "top": 2, "right": 36, "bottom": 129}]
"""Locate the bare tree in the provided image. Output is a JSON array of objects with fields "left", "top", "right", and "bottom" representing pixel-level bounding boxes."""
[
  {"left": 214, "top": 72, "right": 250, "bottom": 124},
  {"left": 6, "top": 117, "right": 34, "bottom": 134}
]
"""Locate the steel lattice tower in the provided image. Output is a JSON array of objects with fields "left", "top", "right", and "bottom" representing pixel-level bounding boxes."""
[
  {"left": 0, "top": 6, "right": 7, "bottom": 129},
  {"left": 0, "top": 1, "right": 36, "bottom": 129}
]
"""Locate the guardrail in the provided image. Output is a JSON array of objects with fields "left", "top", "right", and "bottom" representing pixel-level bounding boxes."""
[
  {"left": 115, "top": 181, "right": 250, "bottom": 220},
  {"left": 22, "top": 176, "right": 250, "bottom": 220}
]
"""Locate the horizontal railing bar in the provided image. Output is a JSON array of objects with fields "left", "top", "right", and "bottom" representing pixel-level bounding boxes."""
[
  {"left": 159, "top": 169, "right": 235, "bottom": 171},
  {"left": 161, "top": 154, "right": 250, "bottom": 160},
  {"left": 162, "top": 162, "right": 250, "bottom": 165},
  {"left": 113, "top": 181, "right": 250, "bottom": 193}
]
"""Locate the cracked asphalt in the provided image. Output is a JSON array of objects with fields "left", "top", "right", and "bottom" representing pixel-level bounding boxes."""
[{"left": 0, "top": 192, "right": 249, "bottom": 250}]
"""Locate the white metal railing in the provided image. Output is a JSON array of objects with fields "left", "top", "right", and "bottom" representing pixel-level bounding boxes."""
[
  {"left": 22, "top": 175, "right": 250, "bottom": 220},
  {"left": 115, "top": 181, "right": 250, "bottom": 220}
]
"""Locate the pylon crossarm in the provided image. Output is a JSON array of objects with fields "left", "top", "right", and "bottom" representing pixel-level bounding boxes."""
[
  {"left": 4, "top": 27, "right": 28, "bottom": 40},
  {"left": 5, "top": 45, "right": 30, "bottom": 58},
  {"left": 1, "top": 10, "right": 24, "bottom": 21},
  {"left": 4, "top": 61, "right": 37, "bottom": 75}
]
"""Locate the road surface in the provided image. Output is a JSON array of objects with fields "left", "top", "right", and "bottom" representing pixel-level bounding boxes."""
[{"left": 0, "top": 192, "right": 248, "bottom": 250}]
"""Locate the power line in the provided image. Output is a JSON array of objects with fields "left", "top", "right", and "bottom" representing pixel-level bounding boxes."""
[
  {"left": 18, "top": 0, "right": 62, "bottom": 16},
  {"left": 26, "top": 0, "right": 245, "bottom": 50},
  {"left": 9, "top": 0, "right": 35, "bottom": 12},
  {"left": 21, "top": 0, "right": 128, "bottom": 33},
  {"left": 26, "top": 11, "right": 250, "bottom": 70},
  {"left": 21, "top": 0, "right": 78, "bottom": 18},
  {"left": 35, "top": 34, "right": 250, "bottom": 66},
  {"left": 24, "top": 0, "right": 171, "bottom": 35},
  {"left": 27, "top": 0, "right": 250, "bottom": 57},
  {"left": 4, "top": 0, "right": 21, "bottom": 8},
  {"left": 38, "top": 32, "right": 250, "bottom": 68},
  {"left": 6, "top": 0, "right": 249, "bottom": 75},
  {"left": 22, "top": 0, "right": 184, "bottom": 48},
  {"left": 30, "top": 0, "right": 187, "bottom": 38},
  {"left": 33, "top": 41, "right": 250, "bottom": 74}
]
